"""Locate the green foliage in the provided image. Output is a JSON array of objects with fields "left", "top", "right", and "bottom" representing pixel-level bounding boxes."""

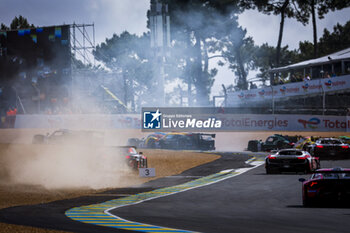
[
  {"left": 1, "top": 15, "right": 35, "bottom": 31},
  {"left": 254, "top": 43, "right": 299, "bottom": 81},
  {"left": 9, "top": 15, "right": 34, "bottom": 30},
  {"left": 0, "top": 23, "right": 9, "bottom": 30},
  {"left": 93, "top": 31, "right": 157, "bottom": 107},
  {"left": 297, "top": 20, "right": 350, "bottom": 60},
  {"left": 318, "top": 21, "right": 350, "bottom": 55},
  {"left": 166, "top": 0, "right": 242, "bottom": 105}
]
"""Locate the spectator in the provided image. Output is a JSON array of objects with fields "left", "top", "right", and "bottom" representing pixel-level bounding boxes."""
[
  {"left": 290, "top": 74, "right": 298, "bottom": 82},
  {"left": 303, "top": 75, "right": 311, "bottom": 81},
  {"left": 324, "top": 71, "right": 330, "bottom": 78}
]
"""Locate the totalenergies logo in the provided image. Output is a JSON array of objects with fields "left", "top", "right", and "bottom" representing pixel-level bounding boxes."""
[
  {"left": 258, "top": 89, "right": 265, "bottom": 97},
  {"left": 238, "top": 92, "right": 244, "bottom": 99},
  {"left": 280, "top": 86, "right": 286, "bottom": 94},
  {"left": 302, "top": 83, "right": 309, "bottom": 91},
  {"left": 298, "top": 117, "right": 321, "bottom": 129},
  {"left": 325, "top": 79, "right": 332, "bottom": 88}
]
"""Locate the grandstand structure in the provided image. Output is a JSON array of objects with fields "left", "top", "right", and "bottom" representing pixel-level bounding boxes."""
[
  {"left": 0, "top": 23, "right": 128, "bottom": 118},
  {"left": 225, "top": 48, "right": 350, "bottom": 116}
]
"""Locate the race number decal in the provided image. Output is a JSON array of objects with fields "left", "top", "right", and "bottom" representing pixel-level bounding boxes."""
[{"left": 139, "top": 168, "right": 156, "bottom": 177}]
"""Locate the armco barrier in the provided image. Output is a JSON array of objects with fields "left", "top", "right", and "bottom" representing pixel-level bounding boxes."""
[{"left": 12, "top": 114, "right": 350, "bottom": 132}]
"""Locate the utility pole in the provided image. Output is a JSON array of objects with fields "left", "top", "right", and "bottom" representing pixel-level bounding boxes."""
[{"left": 149, "top": 0, "right": 170, "bottom": 106}]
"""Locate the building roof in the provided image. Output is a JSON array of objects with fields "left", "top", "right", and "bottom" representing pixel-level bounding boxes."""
[{"left": 270, "top": 47, "right": 350, "bottom": 73}]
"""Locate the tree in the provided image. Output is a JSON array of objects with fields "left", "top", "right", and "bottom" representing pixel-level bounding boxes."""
[
  {"left": 212, "top": 20, "right": 257, "bottom": 90},
  {"left": 295, "top": 0, "right": 350, "bottom": 58},
  {"left": 297, "top": 20, "right": 350, "bottom": 60},
  {"left": 93, "top": 31, "right": 156, "bottom": 109},
  {"left": 1, "top": 23, "right": 9, "bottom": 30},
  {"left": 9, "top": 15, "right": 34, "bottom": 30},
  {"left": 241, "top": 0, "right": 308, "bottom": 67},
  {"left": 1, "top": 15, "right": 34, "bottom": 31},
  {"left": 254, "top": 43, "right": 299, "bottom": 82},
  {"left": 166, "top": 0, "right": 242, "bottom": 105}
]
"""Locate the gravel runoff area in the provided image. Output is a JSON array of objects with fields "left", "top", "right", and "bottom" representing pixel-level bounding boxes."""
[{"left": 0, "top": 142, "right": 220, "bottom": 233}]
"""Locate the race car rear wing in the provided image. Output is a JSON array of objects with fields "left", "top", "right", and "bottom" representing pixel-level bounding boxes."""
[
  {"left": 115, "top": 145, "right": 137, "bottom": 149},
  {"left": 312, "top": 169, "right": 350, "bottom": 173},
  {"left": 197, "top": 133, "right": 216, "bottom": 138}
]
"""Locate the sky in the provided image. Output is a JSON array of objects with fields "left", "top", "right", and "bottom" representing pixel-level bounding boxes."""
[{"left": 1, "top": 0, "right": 349, "bottom": 98}]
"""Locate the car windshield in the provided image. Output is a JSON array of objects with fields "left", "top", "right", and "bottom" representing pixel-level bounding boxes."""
[
  {"left": 266, "top": 137, "right": 276, "bottom": 142},
  {"left": 201, "top": 135, "right": 213, "bottom": 140},
  {"left": 319, "top": 140, "right": 342, "bottom": 144},
  {"left": 279, "top": 151, "right": 303, "bottom": 156},
  {"left": 295, "top": 138, "right": 306, "bottom": 144},
  {"left": 313, "top": 172, "right": 350, "bottom": 179}
]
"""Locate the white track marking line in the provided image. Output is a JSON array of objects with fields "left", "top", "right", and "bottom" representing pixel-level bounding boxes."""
[{"left": 104, "top": 159, "right": 264, "bottom": 232}]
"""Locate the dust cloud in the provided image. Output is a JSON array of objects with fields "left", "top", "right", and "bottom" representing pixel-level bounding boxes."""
[{"left": 0, "top": 134, "right": 136, "bottom": 190}]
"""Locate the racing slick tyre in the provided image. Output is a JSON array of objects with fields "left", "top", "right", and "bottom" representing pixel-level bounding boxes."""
[
  {"left": 266, "top": 167, "right": 276, "bottom": 174},
  {"left": 303, "top": 162, "right": 311, "bottom": 174},
  {"left": 247, "top": 140, "right": 259, "bottom": 152},
  {"left": 303, "top": 191, "right": 315, "bottom": 207},
  {"left": 140, "top": 158, "right": 148, "bottom": 168}
]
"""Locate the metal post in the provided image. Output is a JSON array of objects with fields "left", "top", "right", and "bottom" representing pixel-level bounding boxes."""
[
  {"left": 73, "top": 23, "right": 76, "bottom": 57},
  {"left": 271, "top": 85, "right": 275, "bottom": 114},
  {"left": 150, "top": 0, "right": 170, "bottom": 106},
  {"left": 93, "top": 23, "right": 95, "bottom": 67},
  {"left": 321, "top": 79, "right": 325, "bottom": 115},
  {"left": 83, "top": 24, "right": 86, "bottom": 64}
]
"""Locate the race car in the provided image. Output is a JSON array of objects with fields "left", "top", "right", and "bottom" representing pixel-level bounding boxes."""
[
  {"left": 127, "top": 132, "right": 166, "bottom": 148},
  {"left": 308, "top": 138, "right": 350, "bottom": 159},
  {"left": 265, "top": 149, "right": 320, "bottom": 174},
  {"left": 119, "top": 146, "right": 148, "bottom": 170},
  {"left": 158, "top": 132, "right": 215, "bottom": 150},
  {"left": 32, "top": 129, "right": 104, "bottom": 145},
  {"left": 299, "top": 168, "right": 350, "bottom": 206},
  {"left": 128, "top": 132, "right": 216, "bottom": 151},
  {"left": 294, "top": 136, "right": 320, "bottom": 151},
  {"left": 248, "top": 134, "right": 300, "bottom": 152}
]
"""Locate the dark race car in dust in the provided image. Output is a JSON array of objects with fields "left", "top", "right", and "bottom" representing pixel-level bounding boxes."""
[
  {"left": 32, "top": 130, "right": 147, "bottom": 170},
  {"left": 247, "top": 134, "right": 300, "bottom": 152},
  {"left": 299, "top": 168, "right": 350, "bottom": 206},
  {"left": 128, "top": 132, "right": 216, "bottom": 151},
  {"left": 32, "top": 129, "right": 104, "bottom": 145}
]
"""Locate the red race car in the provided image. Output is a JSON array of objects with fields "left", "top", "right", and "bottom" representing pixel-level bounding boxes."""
[
  {"left": 122, "top": 146, "right": 148, "bottom": 170},
  {"left": 299, "top": 168, "right": 350, "bottom": 206}
]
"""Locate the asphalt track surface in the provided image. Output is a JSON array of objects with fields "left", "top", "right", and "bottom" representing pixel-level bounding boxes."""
[
  {"left": 0, "top": 152, "right": 251, "bottom": 233},
  {"left": 1, "top": 153, "right": 350, "bottom": 233},
  {"left": 112, "top": 159, "right": 350, "bottom": 233}
]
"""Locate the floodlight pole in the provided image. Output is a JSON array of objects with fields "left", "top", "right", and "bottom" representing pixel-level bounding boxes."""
[{"left": 150, "top": 0, "right": 170, "bottom": 106}]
